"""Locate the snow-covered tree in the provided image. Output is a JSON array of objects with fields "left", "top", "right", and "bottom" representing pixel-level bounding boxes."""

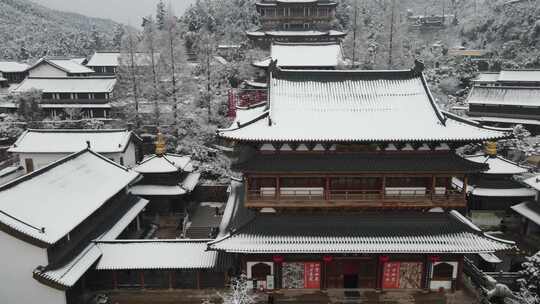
[
  {"left": 219, "top": 275, "right": 256, "bottom": 304},
  {"left": 156, "top": 0, "right": 166, "bottom": 31},
  {"left": 515, "top": 252, "right": 540, "bottom": 304}
]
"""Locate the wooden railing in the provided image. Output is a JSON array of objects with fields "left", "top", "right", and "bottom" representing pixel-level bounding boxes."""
[{"left": 247, "top": 187, "right": 464, "bottom": 205}]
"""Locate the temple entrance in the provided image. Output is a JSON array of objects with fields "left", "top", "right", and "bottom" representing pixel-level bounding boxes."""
[{"left": 327, "top": 258, "right": 376, "bottom": 289}]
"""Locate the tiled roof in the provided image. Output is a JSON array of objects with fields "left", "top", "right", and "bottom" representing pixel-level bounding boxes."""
[
  {"left": 234, "top": 152, "right": 489, "bottom": 173},
  {"left": 12, "top": 77, "right": 116, "bottom": 93},
  {"left": 9, "top": 129, "right": 137, "bottom": 153},
  {"left": 209, "top": 211, "right": 514, "bottom": 254},
  {"left": 34, "top": 198, "right": 149, "bottom": 288},
  {"left": 468, "top": 86, "right": 540, "bottom": 107},
  {"left": 95, "top": 240, "right": 228, "bottom": 270},
  {"left": 86, "top": 52, "right": 121, "bottom": 67},
  {"left": 523, "top": 174, "right": 540, "bottom": 191},
  {"left": 34, "top": 243, "right": 102, "bottom": 289},
  {"left": 465, "top": 154, "right": 529, "bottom": 175},
  {"left": 135, "top": 154, "right": 193, "bottom": 174},
  {"left": 512, "top": 201, "right": 540, "bottom": 225},
  {"left": 129, "top": 184, "right": 187, "bottom": 196},
  {"left": 253, "top": 42, "right": 343, "bottom": 68},
  {"left": 219, "top": 69, "right": 508, "bottom": 142},
  {"left": 247, "top": 30, "right": 346, "bottom": 37},
  {"left": 499, "top": 70, "right": 540, "bottom": 83},
  {"left": 0, "top": 150, "right": 139, "bottom": 245},
  {"left": 0, "top": 61, "right": 30, "bottom": 73}
]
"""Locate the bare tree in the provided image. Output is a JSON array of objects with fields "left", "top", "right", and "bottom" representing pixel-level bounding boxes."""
[{"left": 142, "top": 16, "right": 161, "bottom": 126}]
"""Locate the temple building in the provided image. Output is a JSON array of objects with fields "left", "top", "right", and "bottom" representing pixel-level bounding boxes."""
[
  {"left": 247, "top": 0, "right": 346, "bottom": 47},
  {"left": 0, "top": 149, "right": 147, "bottom": 304},
  {"left": 512, "top": 174, "right": 540, "bottom": 247},
  {"left": 212, "top": 64, "right": 515, "bottom": 291},
  {"left": 0, "top": 61, "right": 29, "bottom": 84},
  {"left": 8, "top": 129, "right": 142, "bottom": 172},
  {"left": 468, "top": 70, "right": 540, "bottom": 133},
  {"left": 128, "top": 134, "right": 201, "bottom": 237}
]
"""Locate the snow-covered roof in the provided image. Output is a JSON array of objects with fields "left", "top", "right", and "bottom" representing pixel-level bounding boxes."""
[
  {"left": 512, "top": 201, "right": 540, "bottom": 225},
  {"left": 34, "top": 198, "right": 148, "bottom": 288},
  {"left": 0, "top": 150, "right": 139, "bottom": 245},
  {"left": 465, "top": 154, "right": 529, "bottom": 175},
  {"left": 39, "top": 103, "right": 112, "bottom": 109},
  {"left": 209, "top": 210, "right": 514, "bottom": 253},
  {"left": 499, "top": 70, "right": 540, "bottom": 83},
  {"left": 473, "top": 73, "right": 500, "bottom": 83},
  {"left": 35, "top": 244, "right": 102, "bottom": 289},
  {"left": 87, "top": 52, "right": 160, "bottom": 67},
  {"left": 219, "top": 69, "right": 509, "bottom": 142},
  {"left": 135, "top": 154, "right": 193, "bottom": 174},
  {"left": 253, "top": 42, "right": 343, "bottom": 68},
  {"left": 12, "top": 77, "right": 117, "bottom": 93},
  {"left": 129, "top": 184, "right": 187, "bottom": 196},
  {"left": 468, "top": 86, "right": 540, "bottom": 107},
  {"left": 95, "top": 240, "right": 223, "bottom": 270},
  {"left": 86, "top": 52, "right": 120, "bottom": 67},
  {"left": 472, "top": 116, "right": 540, "bottom": 126},
  {"left": 0, "top": 61, "right": 30, "bottom": 73},
  {"left": 29, "top": 58, "right": 94, "bottom": 74},
  {"left": 472, "top": 187, "right": 536, "bottom": 197},
  {"left": 182, "top": 172, "right": 201, "bottom": 192},
  {"left": 247, "top": 29, "right": 346, "bottom": 37},
  {"left": 9, "top": 129, "right": 138, "bottom": 154},
  {"left": 523, "top": 175, "right": 540, "bottom": 191}
]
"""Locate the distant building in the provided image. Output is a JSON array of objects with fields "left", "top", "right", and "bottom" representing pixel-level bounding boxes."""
[
  {"left": 0, "top": 149, "right": 146, "bottom": 304},
  {"left": 27, "top": 58, "right": 95, "bottom": 78},
  {"left": 12, "top": 76, "right": 117, "bottom": 118},
  {"left": 86, "top": 51, "right": 160, "bottom": 75},
  {"left": 467, "top": 70, "right": 540, "bottom": 133},
  {"left": 8, "top": 129, "right": 142, "bottom": 173},
  {"left": 247, "top": 0, "right": 346, "bottom": 47},
  {"left": 0, "top": 61, "right": 30, "bottom": 83}
]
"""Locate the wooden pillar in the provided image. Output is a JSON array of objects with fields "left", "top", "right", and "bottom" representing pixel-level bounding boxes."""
[
  {"left": 456, "top": 256, "right": 464, "bottom": 291},
  {"left": 381, "top": 176, "right": 386, "bottom": 199},
  {"left": 140, "top": 271, "right": 145, "bottom": 289},
  {"left": 431, "top": 175, "right": 437, "bottom": 199},
  {"left": 276, "top": 176, "right": 280, "bottom": 200},
  {"left": 245, "top": 176, "right": 249, "bottom": 199},
  {"left": 325, "top": 176, "right": 330, "bottom": 200},
  {"left": 422, "top": 255, "right": 430, "bottom": 290},
  {"left": 169, "top": 271, "right": 174, "bottom": 290},
  {"left": 112, "top": 271, "right": 118, "bottom": 290},
  {"left": 196, "top": 271, "right": 201, "bottom": 289},
  {"left": 376, "top": 255, "right": 382, "bottom": 290}
]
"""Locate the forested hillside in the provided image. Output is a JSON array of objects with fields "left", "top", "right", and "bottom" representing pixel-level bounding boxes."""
[{"left": 0, "top": 0, "right": 124, "bottom": 60}]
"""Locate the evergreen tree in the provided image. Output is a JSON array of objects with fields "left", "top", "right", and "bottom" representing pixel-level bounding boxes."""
[
  {"left": 156, "top": 0, "right": 166, "bottom": 31},
  {"left": 112, "top": 24, "right": 125, "bottom": 49}
]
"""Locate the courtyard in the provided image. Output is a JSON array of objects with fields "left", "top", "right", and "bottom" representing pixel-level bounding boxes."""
[{"left": 102, "top": 288, "right": 479, "bottom": 304}]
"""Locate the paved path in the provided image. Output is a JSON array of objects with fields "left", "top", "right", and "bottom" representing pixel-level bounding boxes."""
[{"left": 104, "top": 288, "right": 479, "bottom": 304}]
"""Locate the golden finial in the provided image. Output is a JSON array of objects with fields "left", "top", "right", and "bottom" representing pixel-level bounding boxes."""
[
  {"left": 155, "top": 132, "right": 166, "bottom": 156},
  {"left": 485, "top": 141, "right": 497, "bottom": 157}
]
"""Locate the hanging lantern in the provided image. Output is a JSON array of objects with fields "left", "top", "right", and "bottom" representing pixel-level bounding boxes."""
[
  {"left": 323, "top": 255, "right": 333, "bottom": 263},
  {"left": 429, "top": 255, "right": 441, "bottom": 262},
  {"left": 272, "top": 255, "right": 284, "bottom": 264}
]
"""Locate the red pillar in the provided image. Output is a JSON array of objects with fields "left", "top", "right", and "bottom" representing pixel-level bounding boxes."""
[{"left": 276, "top": 176, "right": 280, "bottom": 200}]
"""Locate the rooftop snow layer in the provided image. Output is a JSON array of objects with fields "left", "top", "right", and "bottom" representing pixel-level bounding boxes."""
[
  {"left": 135, "top": 154, "right": 193, "bottom": 174},
  {"left": 0, "top": 61, "right": 30, "bottom": 73},
  {"left": 465, "top": 154, "right": 529, "bottom": 175},
  {"left": 499, "top": 70, "right": 540, "bottom": 83},
  {"left": 0, "top": 150, "right": 139, "bottom": 244},
  {"left": 468, "top": 86, "right": 540, "bottom": 107},
  {"left": 219, "top": 69, "right": 508, "bottom": 142},
  {"left": 95, "top": 240, "right": 224, "bottom": 270},
  {"left": 254, "top": 42, "right": 343, "bottom": 68},
  {"left": 12, "top": 77, "right": 116, "bottom": 93},
  {"left": 9, "top": 129, "right": 137, "bottom": 154}
]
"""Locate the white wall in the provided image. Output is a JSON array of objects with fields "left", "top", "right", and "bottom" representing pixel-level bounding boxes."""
[
  {"left": 17, "top": 153, "right": 69, "bottom": 173},
  {"left": 28, "top": 63, "right": 67, "bottom": 77},
  {"left": 0, "top": 231, "right": 66, "bottom": 304},
  {"left": 103, "top": 142, "right": 137, "bottom": 168}
]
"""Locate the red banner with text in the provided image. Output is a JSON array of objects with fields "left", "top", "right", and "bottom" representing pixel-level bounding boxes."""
[
  {"left": 304, "top": 262, "right": 321, "bottom": 289},
  {"left": 382, "top": 262, "right": 401, "bottom": 289}
]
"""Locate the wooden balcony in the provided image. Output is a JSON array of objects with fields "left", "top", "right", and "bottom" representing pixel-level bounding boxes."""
[{"left": 245, "top": 188, "right": 466, "bottom": 209}]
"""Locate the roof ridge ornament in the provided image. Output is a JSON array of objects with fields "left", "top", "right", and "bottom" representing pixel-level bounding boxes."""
[{"left": 155, "top": 132, "right": 166, "bottom": 156}]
